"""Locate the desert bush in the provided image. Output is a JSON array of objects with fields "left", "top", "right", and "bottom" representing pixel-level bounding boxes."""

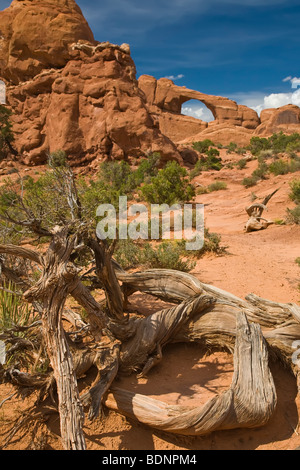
[
  {"left": 206, "top": 147, "right": 220, "bottom": 159},
  {"left": 242, "top": 176, "right": 260, "bottom": 188},
  {"left": 241, "top": 160, "right": 269, "bottom": 188},
  {"left": 207, "top": 181, "right": 228, "bottom": 192},
  {"left": 201, "top": 228, "right": 225, "bottom": 254},
  {"left": 248, "top": 132, "right": 300, "bottom": 157},
  {"left": 192, "top": 139, "right": 215, "bottom": 153},
  {"left": 0, "top": 281, "right": 36, "bottom": 332},
  {"left": 268, "top": 159, "right": 291, "bottom": 175},
  {"left": 133, "top": 152, "right": 161, "bottom": 185},
  {"left": 269, "top": 158, "right": 300, "bottom": 176},
  {"left": 248, "top": 136, "right": 271, "bottom": 156},
  {"left": 190, "top": 155, "right": 223, "bottom": 178},
  {"left": 196, "top": 186, "right": 209, "bottom": 195},
  {"left": 114, "top": 239, "right": 196, "bottom": 272},
  {"left": 0, "top": 105, "right": 15, "bottom": 160},
  {"left": 273, "top": 218, "right": 286, "bottom": 225},
  {"left": 226, "top": 142, "right": 238, "bottom": 154},
  {"left": 140, "top": 161, "right": 195, "bottom": 205},
  {"left": 287, "top": 205, "right": 300, "bottom": 225},
  {"left": 289, "top": 179, "right": 300, "bottom": 204},
  {"left": 113, "top": 239, "right": 142, "bottom": 269},
  {"left": 140, "top": 241, "right": 196, "bottom": 272},
  {"left": 236, "top": 158, "right": 247, "bottom": 170},
  {"left": 252, "top": 161, "right": 269, "bottom": 180},
  {"left": 257, "top": 149, "right": 275, "bottom": 160},
  {"left": 0, "top": 280, "right": 39, "bottom": 368},
  {"left": 296, "top": 257, "right": 300, "bottom": 267}
]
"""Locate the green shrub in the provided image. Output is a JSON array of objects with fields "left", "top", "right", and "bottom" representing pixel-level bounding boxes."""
[
  {"left": 269, "top": 159, "right": 291, "bottom": 175},
  {"left": 226, "top": 142, "right": 238, "bottom": 154},
  {"left": 236, "top": 158, "right": 247, "bottom": 170},
  {"left": 287, "top": 205, "right": 300, "bottom": 225},
  {"left": 274, "top": 218, "right": 286, "bottom": 225},
  {"left": 0, "top": 105, "right": 15, "bottom": 160},
  {"left": 133, "top": 152, "right": 160, "bottom": 185},
  {"left": 208, "top": 181, "right": 227, "bottom": 192},
  {"left": 242, "top": 176, "right": 260, "bottom": 188},
  {"left": 190, "top": 155, "right": 223, "bottom": 178},
  {"left": 192, "top": 139, "right": 215, "bottom": 153},
  {"left": 236, "top": 147, "right": 247, "bottom": 156},
  {"left": 0, "top": 281, "right": 39, "bottom": 368},
  {"left": 268, "top": 157, "right": 300, "bottom": 176},
  {"left": 114, "top": 239, "right": 196, "bottom": 272},
  {"left": 248, "top": 132, "right": 300, "bottom": 157},
  {"left": 252, "top": 161, "right": 268, "bottom": 179},
  {"left": 201, "top": 228, "right": 225, "bottom": 255},
  {"left": 140, "top": 241, "right": 196, "bottom": 272},
  {"left": 196, "top": 186, "right": 209, "bottom": 195},
  {"left": 296, "top": 257, "right": 300, "bottom": 267},
  {"left": 140, "top": 161, "right": 195, "bottom": 205},
  {"left": 0, "top": 281, "right": 36, "bottom": 332},
  {"left": 113, "top": 239, "right": 142, "bottom": 269},
  {"left": 289, "top": 179, "right": 300, "bottom": 204},
  {"left": 269, "top": 131, "right": 300, "bottom": 154},
  {"left": 258, "top": 149, "right": 275, "bottom": 160},
  {"left": 248, "top": 136, "right": 271, "bottom": 156},
  {"left": 206, "top": 148, "right": 220, "bottom": 159}
]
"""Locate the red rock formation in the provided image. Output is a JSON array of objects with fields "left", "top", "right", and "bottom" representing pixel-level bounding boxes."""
[
  {"left": 1, "top": 0, "right": 300, "bottom": 167},
  {"left": 0, "top": 0, "right": 96, "bottom": 84},
  {"left": 1, "top": 1, "right": 182, "bottom": 165},
  {"left": 256, "top": 104, "right": 300, "bottom": 136},
  {"left": 138, "top": 75, "right": 260, "bottom": 146}
]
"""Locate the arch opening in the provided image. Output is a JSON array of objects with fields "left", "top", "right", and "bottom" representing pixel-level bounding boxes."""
[
  {"left": 0, "top": 80, "right": 6, "bottom": 105},
  {"left": 181, "top": 99, "right": 214, "bottom": 123}
]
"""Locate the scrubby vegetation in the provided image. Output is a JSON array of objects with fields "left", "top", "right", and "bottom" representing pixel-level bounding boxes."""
[
  {"left": 140, "top": 160, "right": 195, "bottom": 205},
  {"left": 0, "top": 152, "right": 226, "bottom": 281},
  {"left": 0, "top": 105, "right": 15, "bottom": 160},
  {"left": 287, "top": 178, "right": 300, "bottom": 224}
]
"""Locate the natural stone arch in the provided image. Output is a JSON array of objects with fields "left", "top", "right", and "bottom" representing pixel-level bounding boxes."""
[{"left": 181, "top": 99, "right": 215, "bottom": 123}]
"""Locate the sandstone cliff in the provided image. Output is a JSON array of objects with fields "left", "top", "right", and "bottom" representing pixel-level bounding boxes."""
[{"left": 1, "top": 0, "right": 300, "bottom": 166}]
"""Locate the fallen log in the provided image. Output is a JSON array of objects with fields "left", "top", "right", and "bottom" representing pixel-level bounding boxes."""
[{"left": 104, "top": 312, "right": 277, "bottom": 435}]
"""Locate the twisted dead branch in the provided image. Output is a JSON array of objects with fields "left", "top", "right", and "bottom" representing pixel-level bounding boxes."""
[{"left": 0, "top": 176, "right": 298, "bottom": 450}]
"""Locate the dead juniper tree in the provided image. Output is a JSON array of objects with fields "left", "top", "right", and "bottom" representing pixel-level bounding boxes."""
[
  {"left": 0, "top": 154, "right": 299, "bottom": 450},
  {"left": 245, "top": 189, "right": 279, "bottom": 232}
]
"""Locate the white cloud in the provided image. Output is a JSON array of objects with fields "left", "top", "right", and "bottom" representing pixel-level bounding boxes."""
[
  {"left": 164, "top": 74, "right": 184, "bottom": 81},
  {"left": 283, "top": 76, "right": 292, "bottom": 82},
  {"left": 291, "top": 77, "right": 300, "bottom": 89},
  {"left": 182, "top": 102, "right": 214, "bottom": 122},
  {"left": 230, "top": 87, "right": 300, "bottom": 116}
]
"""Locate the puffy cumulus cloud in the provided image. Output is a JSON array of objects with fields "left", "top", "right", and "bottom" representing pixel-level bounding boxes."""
[
  {"left": 182, "top": 101, "right": 214, "bottom": 122},
  {"left": 252, "top": 89, "right": 300, "bottom": 115},
  {"left": 230, "top": 79, "right": 300, "bottom": 117}
]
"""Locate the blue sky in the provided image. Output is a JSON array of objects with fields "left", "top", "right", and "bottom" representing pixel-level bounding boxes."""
[{"left": 1, "top": 0, "right": 300, "bottom": 120}]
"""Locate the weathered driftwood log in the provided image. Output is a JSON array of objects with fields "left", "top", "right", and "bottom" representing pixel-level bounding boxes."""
[
  {"left": 245, "top": 189, "right": 279, "bottom": 232},
  {"left": 116, "top": 269, "right": 300, "bottom": 380},
  {"left": 1, "top": 238, "right": 300, "bottom": 444},
  {"left": 118, "top": 294, "right": 216, "bottom": 376},
  {"left": 104, "top": 312, "right": 277, "bottom": 435}
]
